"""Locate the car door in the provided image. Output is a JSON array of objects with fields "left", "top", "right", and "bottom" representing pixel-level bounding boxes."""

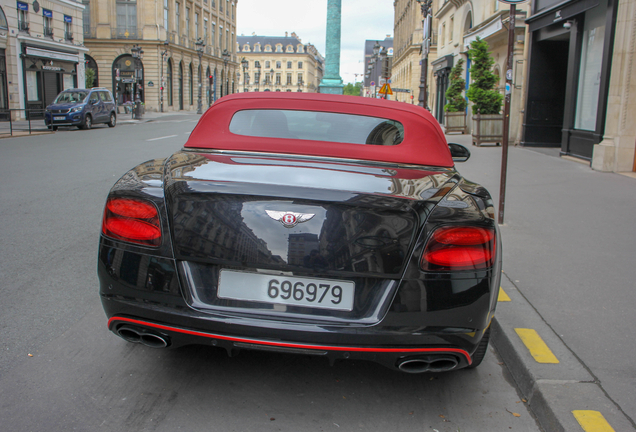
[
  {"left": 88, "top": 91, "right": 102, "bottom": 122},
  {"left": 99, "top": 91, "right": 114, "bottom": 119}
]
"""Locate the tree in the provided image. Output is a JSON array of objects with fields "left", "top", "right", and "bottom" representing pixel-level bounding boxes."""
[
  {"left": 343, "top": 82, "right": 363, "bottom": 96},
  {"left": 444, "top": 58, "right": 466, "bottom": 112},
  {"left": 85, "top": 68, "right": 96, "bottom": 89},
  {"left": 466, "top": 38, "right": 503, "bottom": 115}
]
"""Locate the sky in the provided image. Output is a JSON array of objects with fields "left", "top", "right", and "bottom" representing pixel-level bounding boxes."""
[{"left": 236, "top": 0, "right": 395, "bottom": 85}]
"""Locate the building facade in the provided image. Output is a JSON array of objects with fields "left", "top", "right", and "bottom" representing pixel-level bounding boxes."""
[
  {"left": 362, "top": 37, "right": 393, "bottom": 99},
  {"left": 432, "top": 0, "right": 530, "bottom": 138},
  {"left": 523, "top": 0, "right": 635, "bottom": 172},
  {"left": 236, "top": 33, "right": 324, "bottom": 93},
  {"left": 83, "top": 0, "right": 238, "bottom": 113},
  {"left": 391, "top": 0, "right": 437, "bottom": 106},
  {"left": 0, "top": 0, "right": 87, "bottom": 120}
]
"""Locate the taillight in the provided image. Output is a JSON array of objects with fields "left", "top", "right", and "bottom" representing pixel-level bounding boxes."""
[
  {"left": 102, "top": 197, "right": 161, "bottom": 247},
  {"left": 420, "top": 226, "right": 495, "bottom": 271}
]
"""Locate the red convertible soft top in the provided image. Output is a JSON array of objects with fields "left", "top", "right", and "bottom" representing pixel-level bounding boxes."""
[{"left": 185, "top": 92, "right": 453, "bottom": 167}]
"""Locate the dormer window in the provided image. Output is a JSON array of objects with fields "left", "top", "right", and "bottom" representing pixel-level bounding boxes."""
[
  {"left": 254, "top": 43, "right": 261, "bottom": 52},
  {"left": 264, "top": 44, "right": 272, "bottom": 52},
  {"left": 286, "top": 45, "right": 294, "bottom": 53},
  {"left": 275, "top": 44, "right": 283, "bottom": 52},
  {"left": 297, "top": 44, "right": 304, "bottom": 53},
  {"left": 243, "top": 44, "right": 250, "bottom": 52}
]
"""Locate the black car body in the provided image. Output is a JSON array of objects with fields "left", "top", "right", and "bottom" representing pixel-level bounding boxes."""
[
  {"left": 45, "top": 87, "right": 117, "bottom": 130},
  {"left": 99, "top": 93, "right": 501, "bottom": 373}
]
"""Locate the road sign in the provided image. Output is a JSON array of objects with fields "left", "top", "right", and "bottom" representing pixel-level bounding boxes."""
[{"left": 378, "top": 84, "right": 393, "bottom": 95}]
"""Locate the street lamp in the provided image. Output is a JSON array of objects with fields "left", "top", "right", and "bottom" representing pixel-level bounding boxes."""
[
  {"left": 160, "top": 40, "right": 169, "bottom": 113},
  {"left": 416, "top": 0, "right": 433, "bottom": 109},
  {"left": 270, "top": 68, "right": 274, "bottom": 91},
  {"left": 221, "top": 49, "right": 230, "bottom": 96},
  {"left": 131, "top": 44, "right": 144, "bottom": 119},
  {"left": 297, "top": 77, "right": 303, "bottom": 92},
  {"left": 195, "top": 38, "right": 205, "bottom": 114},
  {"left": 241, "top": 58, "right": 249, "bottom": 92}
]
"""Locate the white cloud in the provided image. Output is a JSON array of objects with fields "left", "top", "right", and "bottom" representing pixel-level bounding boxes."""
[{"left": 237, "top": 0, "right": 395, "bottom": 84}]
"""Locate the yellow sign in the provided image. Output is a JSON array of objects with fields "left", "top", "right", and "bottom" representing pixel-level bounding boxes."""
[{"left": 378, "top": 84, "right": 393, "bottom": 95}]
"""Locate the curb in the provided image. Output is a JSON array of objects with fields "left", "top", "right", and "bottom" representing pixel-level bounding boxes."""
[{"left": 491, "top": 274, "right": 634, "bottom": 431}]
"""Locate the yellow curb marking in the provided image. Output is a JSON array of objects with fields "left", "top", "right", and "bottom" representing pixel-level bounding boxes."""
[
  {"left": 498, "top": 287, "right": 511, "bottom": 302},
  {"left": 572, "top": 410, "right": 616, "bottom": 432},
  {"left": 515, "top": 328, "right": 560, "bottom": 363}
]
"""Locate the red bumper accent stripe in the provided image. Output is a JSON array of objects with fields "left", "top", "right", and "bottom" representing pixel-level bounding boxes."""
[{"left": 108, "top": 316, "right": 472, "bottom": 364}]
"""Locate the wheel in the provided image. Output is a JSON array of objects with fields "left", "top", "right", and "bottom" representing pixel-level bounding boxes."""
[
  {"left": 108, "top": 113, "right": 116, "bottom": 128},
  {"left": 467, "top": 328, "right": 491, "bottom": 369},
  {"left": 52, "top": 126, "right": 58, "bottom": 131},
  {"left": 81, "top": 114, "right": 92, "bottom": 130}
]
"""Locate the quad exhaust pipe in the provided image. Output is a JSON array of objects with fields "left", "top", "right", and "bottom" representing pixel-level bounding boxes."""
[
  {"left": 116, "top": 326, "right": 169, "bottom": 348},
  {"left": 397, "top": 355, "right": 459, "bottom": 373}
]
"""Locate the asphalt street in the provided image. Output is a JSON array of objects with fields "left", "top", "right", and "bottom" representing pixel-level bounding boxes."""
[{"left": 0, "top": 114, "right": 542, "bottom": 432}]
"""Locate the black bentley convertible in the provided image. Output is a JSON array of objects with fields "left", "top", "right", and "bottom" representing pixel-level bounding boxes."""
[{"left": 99, "top": 93, "right": 501, "bottom": 373}]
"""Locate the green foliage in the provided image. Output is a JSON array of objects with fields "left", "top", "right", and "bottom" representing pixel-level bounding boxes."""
[
  {"left": 466, "top": 38, "right": 503, "bottom": 115},
  {"left": 444, "top": 58, "right": 466, "bottom": 112},
  {"left": 343, "top": 82, "right": 363, "bottom": 96},
  {"left": 85, "top": 68, "right": 96, "bottom": 89}
]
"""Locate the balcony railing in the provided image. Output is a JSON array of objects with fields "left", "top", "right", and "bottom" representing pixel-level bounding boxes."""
[
  {"left": 18, "top": 21, "right": 29, "bottom": 32},
  {"left": 115, "top": 26, "right": 138, "bottom": 39},
  {"left": 44, "top": 28, "right": 54, "bottom": 37},
  {"left": 65, "top": 31, "right": 73, "bottom": 41}
]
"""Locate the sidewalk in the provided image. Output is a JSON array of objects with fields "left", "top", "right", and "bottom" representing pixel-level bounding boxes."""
[{"left": 447, "top": 131, "right": 636, "bottom": 431}]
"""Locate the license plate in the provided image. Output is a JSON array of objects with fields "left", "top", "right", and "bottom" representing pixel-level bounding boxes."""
[
  {"left": 54, "top": 116, "right": 65, "bottom": 120},
  {"left": 218, "top": 269, "right": 355, "bottom": 311}
]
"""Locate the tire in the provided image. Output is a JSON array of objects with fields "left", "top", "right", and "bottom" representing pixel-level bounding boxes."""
[
  {"left": 108, "top": 113, "right": 116, "bottom": 128},
  {"left": 81, "top": 114, "right": 92, "bottom": 130},
  {"left": 467, "top": 327, "right": 491, "bottom": 369},
  {"left": 52, "top": 126, "right": 58, "bottom": 131}
]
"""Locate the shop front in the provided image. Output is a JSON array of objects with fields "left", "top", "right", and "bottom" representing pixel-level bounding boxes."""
[
  {"left": 21, "top": 45, "right": 80, "bottom": 118},
  {"left": 432, "top": 55, "right": 453, "bottom": 125},
  {"left": 523, "top": 0, "right": 618, "bottom": 160}
]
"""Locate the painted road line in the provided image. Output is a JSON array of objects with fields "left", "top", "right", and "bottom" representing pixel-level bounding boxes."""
[
  {"left": 515, "top": 328, "right": 560, "bottom": 364},
  {"left": 146, "top": 135, "right": 178, "bottom": 141},
  {"left": 498, "top": 287, "right": 511, "bottom": 302},
  {"left": 572, "top": 410, "right": 616, "bottom": 432}
]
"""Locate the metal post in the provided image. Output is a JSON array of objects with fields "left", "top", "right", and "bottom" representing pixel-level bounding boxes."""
[
  {"left": 160, "top": 41, "right": 169, "bottom": 113},
  {"left": 498, "top": 4, "right": 516, "bottom": 225},
  {"left": 195, "top": 38, "right": 205, "bottom": 114},
  {"left": 417, "top": 0, "right": 432, "bottom": 109}
]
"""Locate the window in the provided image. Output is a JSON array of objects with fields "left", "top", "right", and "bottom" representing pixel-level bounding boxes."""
[
  {"left": 264, "top": 44, "right": 271, "bottom": 52},
  {"left": 297, "top": 44, "right": 304, "bottom": 53},
  {"left": 275, "top": 44, "right": 283, "bottom": 52},
  {"left": 204, "top": 18, "right": 208, "bottom": 40},
  {"left": 297, "top": 73, "right": 303, "bottom": 85},
  {"left": 211, "top": 22, "right": 215, "bottom": 46},
  {"left": 82, "top": 0, "right": 90, "bottom": 36},
  {"left": 17, "top": 2, "right": 28, "bottom": 31},
  {"left": 175, "top": 2, "right": 180, "bottom": 35},
  {"left": 43, "top": 9, "right": 53, "bottom": 37},
  {"left": 163, "top": 0, "right": 168, "bottom": 30},
  {"left": 225, "top": 28, "right": 229, "bottom": 50},
  {"left": 64, "top": 15, "right": 73, "bottom": 40},
  {"left": 441, "top": 22, "right": 445, "bottom": 46},
  {"left": 275, "top": 73, "right": 281, "bottom": 85},
  {"left": 229, "top": 110, "right": 404, "bottom": 146},
  {"left": 186, "top": 7, "right": 190, "bottom": 37},
  {"left": 287, "top": 61, "right": 292, "bottom": 69},
  {"left": 219, "top": 0, "right": 223, "bottom": 12},
  {"left": 242, "top": 44, "right": 250, "bottom": 52},
  {"left": 195, "top": 12, "right": 199, "bottom": 39},
  {"left": 276, "top": 61, "right": 281, "bottom": 69},
  {"left": 219, "top": 25, "right": 223, "bottom": 47},
  {"left": 286, "top": 73, "right": 292, "bottom": 85},
  {"left": 254, "top": 43, "right": 260, "bottom": 52},
  {"left": 116, "top": 0, "right": 137, "bottom": 39},
  {"left": 297, "top": 61, "right": 303, "bottom": 69},
  {"left": 26, "top": 71, "right": 39, "bottom": 101},
  {"left": 226, "top": 0, "right": 229, "bottom": 15},
  {"left": 449, "top": 16, "right": 454, "bottom": 42},
  {"left": 0, "top": 6, "right": 7, "bottom": 30},
  {"left": 286, "top": 45, "right": 293, "bottom": 53},
  {"left": 212, "top": 0, "right": 215, "bottom": 8}
]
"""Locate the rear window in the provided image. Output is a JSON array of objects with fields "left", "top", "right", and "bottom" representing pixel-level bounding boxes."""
[{"left": 229, "top": 109, "right": 404, "bottom": 146}]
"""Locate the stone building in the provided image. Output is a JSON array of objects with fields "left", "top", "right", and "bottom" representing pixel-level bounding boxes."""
[
  {"left": 362, "top": 37, "right": 393, "bottom": 99},
  {"left": 391, "top": 0, "right": 434, "bottom": 106},
  {"left": 83, "top": 0, "right": 239, "bottom": 113},
  {"left": 432, "top": 0, "right": 530, "bottom": 140},
  {"left": 0, "top": 1, "right": 87, "bottom": 120},
  {"left": 236, "top": 33, "right": 324, "bottom": 93}
]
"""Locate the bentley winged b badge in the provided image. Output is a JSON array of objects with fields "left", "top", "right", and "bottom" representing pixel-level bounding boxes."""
[{"left": 266, "top": 210, "right": 315, "bottom": 228}]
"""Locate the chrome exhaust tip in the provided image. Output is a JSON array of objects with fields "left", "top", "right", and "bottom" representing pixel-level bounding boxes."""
[
  {"left": 397, "top": 356, "right": 459, "bottom": 373},
  {"left": 116, "top": 326, "right": 169, "bottom": 348}
]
